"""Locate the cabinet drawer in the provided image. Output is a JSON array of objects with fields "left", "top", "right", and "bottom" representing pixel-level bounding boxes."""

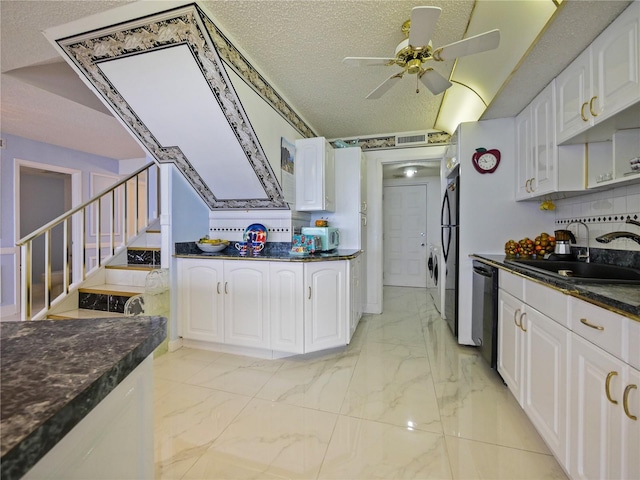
[
  {"left": 500, "top": 269, "right": 524, "bottom": 299},
  {"left": 570, "top": 297, "right": 625, "bottom": 360},
  {"left": 525, "top": 279, "right": 569, "bottom": 328},
  {"left": 627, "top": 319, "right": 640, "bottom": 371}
]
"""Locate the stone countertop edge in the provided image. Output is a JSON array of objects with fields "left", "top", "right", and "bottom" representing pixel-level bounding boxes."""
[
  {"left": 174, "top": 244, "right": 363, "bottom": 262},
  {"left": 471, "top": 254, "right": 640, "bottom": 321},
  {"left": 0, "top": 316, "right": 167, "bottom": 480}
]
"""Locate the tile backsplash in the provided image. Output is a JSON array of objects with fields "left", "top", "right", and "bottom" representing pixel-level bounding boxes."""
[{"left": 554, "top": 183, "right": 640, "bottom": 251}]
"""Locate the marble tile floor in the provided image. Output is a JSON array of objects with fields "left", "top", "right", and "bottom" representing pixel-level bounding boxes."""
[{"left": 153, "top": 286, "right": 567, "bottom": 479}]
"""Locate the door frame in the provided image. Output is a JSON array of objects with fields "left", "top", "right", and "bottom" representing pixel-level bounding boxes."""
[
  {"left": 364, "top": 146, "right": 446, "bottom": 314},
  {"left": 14, "top": 159, "right": 82, "bottom": 314}
]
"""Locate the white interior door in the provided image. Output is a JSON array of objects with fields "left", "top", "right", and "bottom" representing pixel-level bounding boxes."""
[{"left": 383, "top": 185, "right": 427, "bottom": 287}]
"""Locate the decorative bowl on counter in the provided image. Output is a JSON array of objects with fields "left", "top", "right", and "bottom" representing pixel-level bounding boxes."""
[{"left": 196, "top": 240, "right": 229, "bottom": 253}]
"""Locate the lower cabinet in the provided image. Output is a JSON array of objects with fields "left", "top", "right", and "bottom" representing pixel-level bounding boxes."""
[
  {"left": 178, "top": 258, "right": 351, "bottom": 354},
  {"left": 570, "top": 321, "right": 640, "bottom": 480},
  {"left": 223, "top": 261, "right": 270, "bottom": 349},
  {"left": 349, "top": 256, "right": 363, "bottom": 340},
  {"left": 178, "top": 259, "right": 224, "bottom": 342},
  {"left": 497, "top": 288, "right": 569, "bottom": 464},
  {"left": 304, "top": 261, "right": 347, "bottom": 353},
  {"left": 498, "top": 270, "right": 640, "bottom": 479}
]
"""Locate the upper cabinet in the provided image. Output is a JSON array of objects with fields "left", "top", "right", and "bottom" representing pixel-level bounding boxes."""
[
  {"left": 295, "top": 137, "right": 336, "bottom": 212},
  {"left": 515, "top": 82, "right": 586, "bottom": 201},
  {"left": 516, "top": 82, "right": 556, "bottom": 200},
  {"left": 556, "top": 3, "right": 640, "bottom": 145}
]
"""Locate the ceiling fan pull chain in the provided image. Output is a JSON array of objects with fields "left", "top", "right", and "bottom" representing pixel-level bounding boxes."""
[{"left": 416, "top": 74, "right": 420, "bottom": 94}]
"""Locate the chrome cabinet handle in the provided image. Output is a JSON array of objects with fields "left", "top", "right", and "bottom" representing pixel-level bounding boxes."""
[
  {"left": 589, "top": 96, "right": 598, "bottom": 117},
  {"left": 519, "top": 312, "right": 527, "bottom": 332},
  {"left": 623, "top": 384, "right": 638, "bottom": 421},
  {"left": 529, "top": 178, "right": 536, "bottom": 192},
  {"left": 580, "top": 102, "right": 589, "bottom": 122},
  {"left": 224, "top": 282, "right": 228, "bottom": 294},
  {"left": 605, "top": 371, "right": 619, "bottom": 405},
  {"left": 525, "top": 179, "right": 531, "bottom": 193},
  {"left": 514, "top": 308, "right": 522, "bottom": 328},
  {"left": 217, "top": 282, "right": 221, "bottom": 294},
  {"left": 308, "top": 286, "right": 312, "bottom": 300},
  {"left": 580, "top": 318, "right": 604, "bottom": 331}
]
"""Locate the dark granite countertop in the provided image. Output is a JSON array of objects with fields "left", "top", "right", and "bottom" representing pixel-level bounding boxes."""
[
  {"left": 472, "top": 254, "right": 640, "bottom": 321},
  {"left": 0, "top": 316, "right": 167, "bottom": 480},
  {"left": 175, "top": 241, "right": 362, "bottom": 262}
]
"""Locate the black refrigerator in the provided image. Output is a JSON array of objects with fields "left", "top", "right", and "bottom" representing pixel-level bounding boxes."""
[{"left": 441, "top": 169, "right": 459, "bottom": 337}]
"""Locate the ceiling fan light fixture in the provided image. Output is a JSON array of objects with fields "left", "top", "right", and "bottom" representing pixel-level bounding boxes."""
[
  {"left": 404, "top": 167, "right": 417, "bottom": 177},
  {"left": 407, "top": 58, "right": 422, "bottom": 75}
]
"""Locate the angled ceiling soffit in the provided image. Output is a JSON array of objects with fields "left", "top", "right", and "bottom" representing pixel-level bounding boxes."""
[{"left": 54, "top": 5, "right": 288, "bottom": 210}]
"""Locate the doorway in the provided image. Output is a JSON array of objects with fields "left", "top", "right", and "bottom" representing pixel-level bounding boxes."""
[
  {"left": 383, "top": 184, "right": 428, "bottom": 287},
  {"left": 15, "top": 160, "right": 81, "bottom": 313}
]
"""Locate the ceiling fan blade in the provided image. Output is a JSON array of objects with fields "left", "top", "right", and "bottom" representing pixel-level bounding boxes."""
[
  {"left": 343, "top": 57, "right": 396, "bottom": 67},
  {"left": 419, "top": 69, "right": 452, "bottom": 95},
  {"left": 366, "top": 73, "right": 403, "bottom": 99},
  {"left": 433, "top": 29, "right": 500, "bottom": 61},
  {"left": 409, "top": 6, "right": 441, "bottom": 47}
]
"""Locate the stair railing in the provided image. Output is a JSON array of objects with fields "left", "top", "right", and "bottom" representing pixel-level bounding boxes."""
[{"left": 16, "top": 163, "right": 160, "bottom": 320}]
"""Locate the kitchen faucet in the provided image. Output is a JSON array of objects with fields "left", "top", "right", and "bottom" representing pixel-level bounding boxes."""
[
  {"left": 595, "top": 218, "right": 640, "bottom": 246},
  {"left": 567, "top": 221, "right": 590, "bottom": 262}
]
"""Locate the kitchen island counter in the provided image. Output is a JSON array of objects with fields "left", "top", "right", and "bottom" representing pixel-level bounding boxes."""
[
  {"left": 0, "top": 316, "right": 167, "bottom": 480},
  {"left": 472, "top": 253, "right": 640, "bottom": 321}
]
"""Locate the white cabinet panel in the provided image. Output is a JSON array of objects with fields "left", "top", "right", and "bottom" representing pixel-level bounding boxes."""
[
  {"left": 269, "top": 263, "right": 304, "bottom": 353},
  {"left": 178, "top": 258, "right": 224, "bottom": 342},
  {"left": 223, "top": 261, "right": 270, "bottom": 349},
  {"left": 304, "top": 262, "right": 347, "bottom": 353},
  {"left": 498, "top": 289, "right": 524, "bottom": 401},
  {"left": 295, "top": 137, "right": 335, "bottom": 212}
]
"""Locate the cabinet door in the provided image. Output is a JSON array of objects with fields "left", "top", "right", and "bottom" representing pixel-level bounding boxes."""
[
  {"left": 178, "top": 259, "right": 224, "bottom": 342},
  {"left": 523, "top": 307, "right": 569, "bottom": 465},
  {"left": 304, "top": 262, "right": 347, "bottom": 353},
  {"left": 591, "top": 5, "right": 640, "bottom": 122},
  {"left": 269, "top": 263, "right": 304, "bottom": 353},
  {"left": 223, "top": 261, "right": 270, "bottom": 349},
  {"left": 498, "top": 290, "right": 524, "bottom": 402},
  {"left": 515, "top": 106, "right": 532, "bottom": 200},
  {"left": 570, "top": 334, "right": 623, "bottom": 480},
  {"left": 622, "top": 366, "right": 640, "bottom": 480},
  {"left": 295, "top": 137, "right": 335, "bottom": 212},
  {"left": 555, "top": 48, "right": 592, "bottom": 144},
  {"left": 349, "top": 257, "right": 362, "bottom": 341},
  {"left": 530, "top": 82, "right": 556, "bottom": 196}
]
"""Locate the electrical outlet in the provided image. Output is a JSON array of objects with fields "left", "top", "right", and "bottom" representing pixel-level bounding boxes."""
[{"left": 0, "top": 138, "right": 5, "bottom": 149}]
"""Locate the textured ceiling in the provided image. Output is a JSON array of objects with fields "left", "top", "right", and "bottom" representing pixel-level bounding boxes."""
[{"left": 0, "top": 0, "right": 633, "bottom": 161}]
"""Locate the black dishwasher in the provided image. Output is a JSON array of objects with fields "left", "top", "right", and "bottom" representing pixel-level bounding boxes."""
[{"left": 472, "top": 261, "right": 498, "bottom": 369}]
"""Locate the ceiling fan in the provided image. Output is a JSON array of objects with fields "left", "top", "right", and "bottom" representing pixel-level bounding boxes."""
[{"left": 343, "top": 6, "right": 500, "bottom": 99}]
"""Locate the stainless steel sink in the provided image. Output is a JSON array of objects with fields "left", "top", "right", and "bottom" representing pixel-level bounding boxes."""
[{"left": 505, "top": 259, "right": 640, "bottom": 284}]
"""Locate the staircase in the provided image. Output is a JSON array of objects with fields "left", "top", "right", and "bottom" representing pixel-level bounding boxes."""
[
  {"left": 16, "top": 163, "right": 161, "bottom": 321},
  {"left": 47, "top": 226, "right": 162, "bottom": 320}
]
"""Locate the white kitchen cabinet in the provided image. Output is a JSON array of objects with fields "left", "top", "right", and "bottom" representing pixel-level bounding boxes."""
[
  {"left": 269, "top": 263, "right": 304, "bottom": 354},
  {"left": 514, "top": 82, "right": 554, "bottom": 199},
  {"left": 498, "top": 289, "right": 524, "bottom": 400},
  {"left": 556, "top": 3, "right": 640, "bottom": 144},
  {"left": 349, "top": 256, "right": 363, "bottom": 340},
  {"left": 223, "top": 261, "right": 270, "bottom": 349},
  {"left": 304, "top": 261, "right": 347, "bottom": 353},
  {"left": 498, "top": 273, "right": 570, "bottom": 465},
  {"left": 569, "top": 297, "right": 640, "bottom": 480},
  {"left": 24, "top": 356, "right": 154, "bottom": 480},
  {"left": 295, "top": 137, "right": 335, "bottom": 212},
  {"left": 178, "top": 258, "right": 224, "bottom": 342},
  {"left": 522, "top": 305, "right": 570, "bottom": 465}
]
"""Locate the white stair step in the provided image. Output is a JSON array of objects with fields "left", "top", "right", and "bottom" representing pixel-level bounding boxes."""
[
  {"left": 79, "top": 284, "right": 145, "bottom": 296},
  {"left": 105, "top": 267, "right": 149, "bottom": 287},
  {"left": 47, "top": 309, "right": 128, "bottom": 320}
]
